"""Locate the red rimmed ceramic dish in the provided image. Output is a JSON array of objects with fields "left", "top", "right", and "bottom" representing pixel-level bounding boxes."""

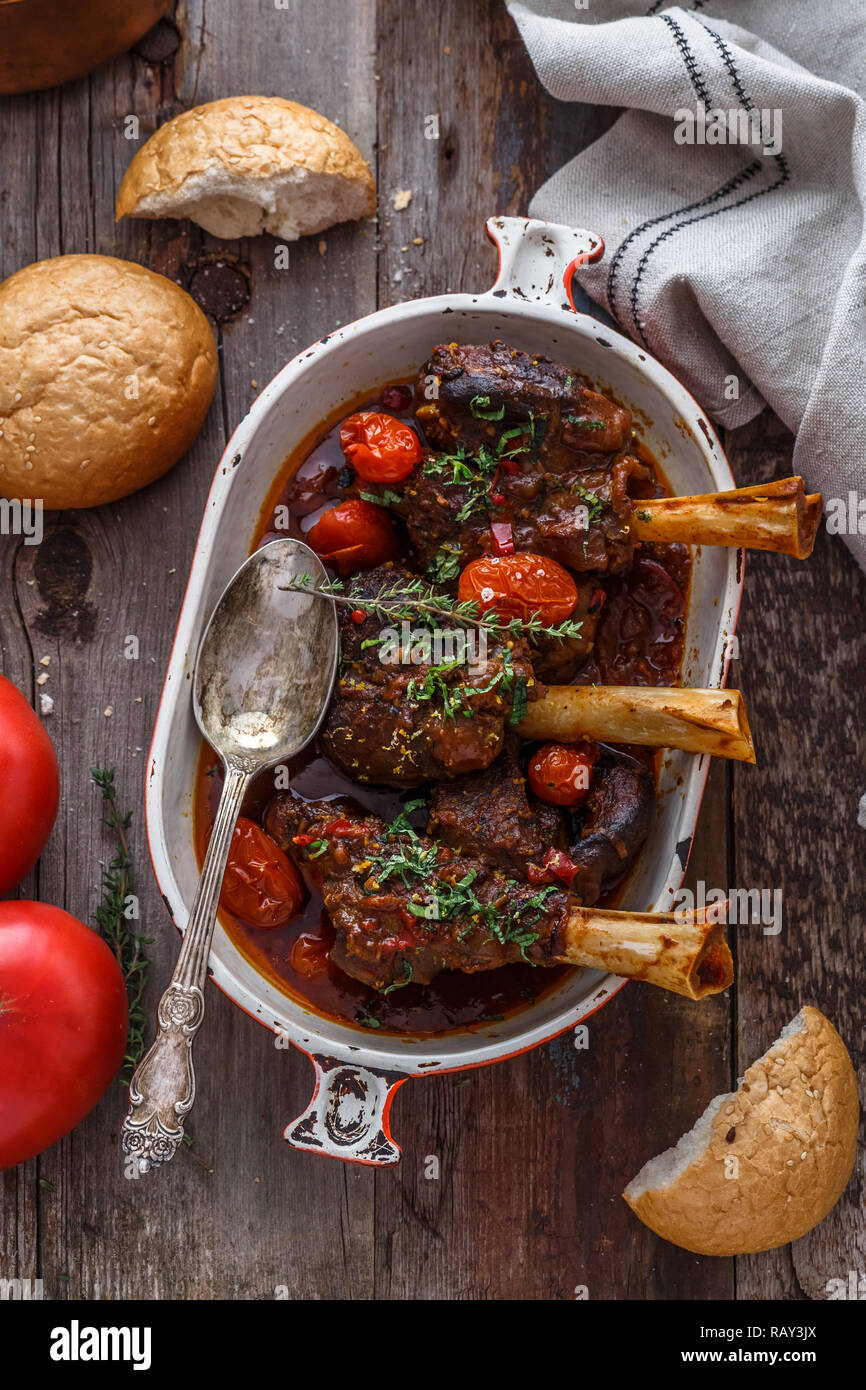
[{"left": 145, "top": 216, "right": 742, "bottom": 1165}]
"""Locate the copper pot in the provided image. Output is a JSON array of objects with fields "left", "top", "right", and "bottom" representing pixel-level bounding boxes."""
[{"left": 0, "top": 0, "right": 171, "bottom": 94}]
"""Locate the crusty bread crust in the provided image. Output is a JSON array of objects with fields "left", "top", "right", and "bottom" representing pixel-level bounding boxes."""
[
  {"left": 623, "top": 1007, "right": 859, "bottom": 1255},
  {"left": 116, "top": 95, "right": 376, "bottom": 239},
  {"left": 0, "top": 254, "right": 217, "bottom": 510}
]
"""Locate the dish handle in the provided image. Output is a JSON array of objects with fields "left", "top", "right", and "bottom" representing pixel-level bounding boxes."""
[
  {"left": 285, "top": 1050, "right": 408, "bottom": 1166},
  {"left": 485, "top": 215, "right": 604, "bottom": 312}
]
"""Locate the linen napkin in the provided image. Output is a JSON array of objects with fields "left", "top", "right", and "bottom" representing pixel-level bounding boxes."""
[{"left": 507, "top": 1, "right": 866, "bottom": 570}]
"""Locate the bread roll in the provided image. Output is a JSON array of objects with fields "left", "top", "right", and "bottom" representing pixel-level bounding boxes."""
[
  {"left": 0, "top": 254, "right": 217, "bottom": 510},
  {"left": 623, "top": 1006, "right": 859, "bottom": 1255},
  {"left": 116, "top": 95, "right": 376, "bottom": 241}
]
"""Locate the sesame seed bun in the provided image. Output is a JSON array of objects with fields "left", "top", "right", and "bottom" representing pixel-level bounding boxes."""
[
  {"left": 116, "top": 95, "right": 376, "bottom": 241},
  {"left": 623, "top": 1007, "right": 859, "bottom": 1255},
  {"left": 0, "top": 254, "right": 217, "bottom": 510}
]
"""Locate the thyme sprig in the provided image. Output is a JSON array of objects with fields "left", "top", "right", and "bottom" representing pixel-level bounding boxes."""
[
  {"left": 91, "top": 768, "right": 152, "bottom": 1083},
  {"left": 278, "top": 572, "right": 583, "bottom": 647}
]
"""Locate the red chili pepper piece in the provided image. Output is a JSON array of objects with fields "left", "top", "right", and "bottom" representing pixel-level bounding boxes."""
[
  {"left": 543, "top": 847, "right": 579, "bottom": 886},
  {"left": 323, "top": 818, "right": 370, "bottom": 838},
  {"left": 292, "top": 833, "right": 314, "bottom": 846},
  {"left": 526, "top": 861, "right": 551, "bottom": 886},
  {"left": 588, "top": 586, "right": 607, "bottom": 615},
  {"left": 490, "top": 521, "right": 514, "bottom": 555}
]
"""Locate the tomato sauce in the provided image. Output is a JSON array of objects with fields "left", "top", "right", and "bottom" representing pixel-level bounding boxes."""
[{"left": 193, "top": 377, "right": 691, "bottom": 1037}]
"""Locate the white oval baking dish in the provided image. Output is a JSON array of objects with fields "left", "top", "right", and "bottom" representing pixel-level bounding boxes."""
[{"left": 145, "top": 216, "right": 742, "bottom": 1166}]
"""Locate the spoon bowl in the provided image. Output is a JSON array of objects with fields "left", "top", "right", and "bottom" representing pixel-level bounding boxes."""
[{"left": 194, "top": 539, "right": 338, "bottom": 769}]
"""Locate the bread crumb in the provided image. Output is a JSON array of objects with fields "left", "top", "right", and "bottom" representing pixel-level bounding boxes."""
[
  {"left": 104, "top": 705, "right": 113, "bottom": 717},
  {"left": 39, "top": 655, "right": 51, "bottom": 666},
  {"left": 36, "top": 671, "right": 49, "bottom": 686},
  {"left": 318, "top": 239, "right": 327, "bottom": 255},
  {"left": 39, "top": 693, "right": 54, "bottom": 715},
  {"left": 392, "top": 189, "right": 412, "bottom": 211},
  {"left": 412, "top": 236, "right": 424, "bottom": 245}
]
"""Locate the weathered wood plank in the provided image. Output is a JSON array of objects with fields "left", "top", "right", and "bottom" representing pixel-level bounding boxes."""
[
  {"left": 727, "top": 413, "right": 866, "bottom": 1301},
  {"left": 373, "top": 0, "right": 732, "bottom": 1301},
  {"left": 1, "top": 0, "right": 379, "bottom": 1299}
]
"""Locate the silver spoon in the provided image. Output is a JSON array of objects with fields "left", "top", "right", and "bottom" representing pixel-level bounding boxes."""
[{"left": 121, "top": 538, "right": 338, "bottom": 1174}]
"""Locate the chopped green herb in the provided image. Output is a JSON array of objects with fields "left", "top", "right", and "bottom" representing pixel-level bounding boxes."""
[
  {"left": 469, "top": 394, "right": 506, "bottom": 420},
  {"left": 381, "top": 961, "right": 414, "bottom": 995},
  {"left": 427, "top": 543, "right": 462, "bottom": 583},
  {"left": 509, "top": 674, "right": 529, "bottom": 726},
  {"left": 359, "top": 489, "right": 403, "bottom": 509},
  {"left": 565, "top": 415, "right": 606, "bottom": 430},
  {"left": 384, "top": 799, "right": 427, "bottom": 841},
  {"left": 308, "top": 839, "right": 329, "bottom": 859}
]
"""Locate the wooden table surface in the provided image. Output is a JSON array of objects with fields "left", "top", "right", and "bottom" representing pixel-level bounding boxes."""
[{"left": 1, "top": 1, "right": 863, "bottom": 1301}]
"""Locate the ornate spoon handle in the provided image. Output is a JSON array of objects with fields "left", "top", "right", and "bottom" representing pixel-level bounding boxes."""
[{"left": 121, "top": 762, "right": 249, "bottom": 1173}]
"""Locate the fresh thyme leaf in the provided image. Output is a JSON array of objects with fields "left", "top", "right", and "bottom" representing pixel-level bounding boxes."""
[
  {"left": 636, "top": 509, "right": 652, "bottom": 523},
  {"left": 90, "top": 767, "right": 152, "bottom": 1083},
  {"left": 469, "top": 394, "right": 506, "bottom": 420},
  {"left": 358, "top": 1015, "right": 382, "bottom": 1029},
  {"left": 278, "top": 572, "right": 581, "bottom": 647}
]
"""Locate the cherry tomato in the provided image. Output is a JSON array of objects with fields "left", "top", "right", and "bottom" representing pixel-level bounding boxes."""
[
  {"left": 339, "top": 411, "right": 422, "bottom": 483},
  {"left": 307, "top": 499, "right": 398, "bottom": 574},
  {"left": 529, "top": 742, "right": 598, "bottom": 806},
  {"left": 220, "top": 818, "right": 304, "bottom": 930},
  {"left": 458, "top": 552, "right": 578, "bottom": 626},
  {"left": 290, "top": 930, "right": 333, "bottom": 980},
  {"left": 0, "top": 674, "right": 60, "bottom": 897},
  {"left": 0, "top": 901, "right": 128, "bottom": 1170}
]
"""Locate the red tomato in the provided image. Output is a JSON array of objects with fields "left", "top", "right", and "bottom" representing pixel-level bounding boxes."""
[
  {"left": 289, "top": 931, "right": 332, "bottom": 980},
  {"left": 0, "top": 902, "right": 128, "bottom": 1170},
  {"left": 220, "top": 818, "right": 304, "bottom": 930},
  {"left": 0, "top": 675, "right": 60, "bottom": 897},
  {"left": 529, "top": 742, "right": 598, "bottom": 806},
  {"left": 339, "top": 411, "right": 422, "bottom": 483},
  {"left": 307, "top": 499, "right": 398, "bottom": 573},
  {"left": 458, "top": 553, "right": 578, "bottom": 626}
]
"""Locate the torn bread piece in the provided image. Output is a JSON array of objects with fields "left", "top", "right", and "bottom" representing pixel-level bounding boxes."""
[
  {"left": 624, "top": 1006, "right": 859, "bottom": 1255},
  {"left": 116, "top": 95, "right": 375, "bottom": 241}
]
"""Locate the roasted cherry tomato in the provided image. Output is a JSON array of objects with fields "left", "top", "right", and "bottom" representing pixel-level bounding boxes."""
[
  {"left": 307, "top": 499, "right": 398, "bottom": 573},
  {"left": 220, "top": 818, "right": 304, "bottom": 929},
  {"left": 528, "top": 742, "right": 598, "bottom": 806},
  {"left": 339, "top": 411, "right": 422, "bottom": 483},
  {"left": 290, "top": 930, "right": 333, "bottom": 980},
  {"left": 458, "top": 552, "right": 578, "bottom": 625}
]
